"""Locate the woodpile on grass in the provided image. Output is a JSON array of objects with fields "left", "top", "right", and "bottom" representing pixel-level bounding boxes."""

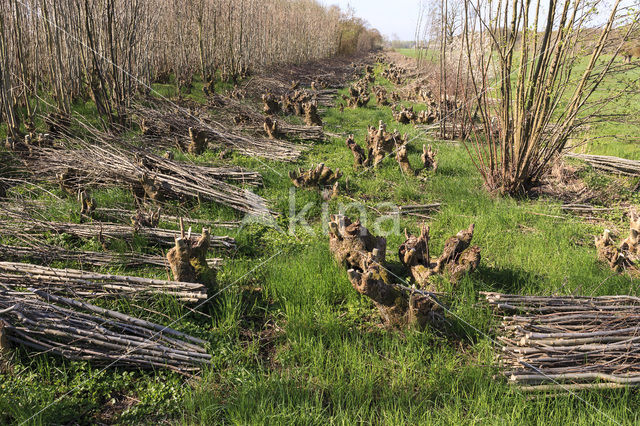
[
  {"left": 0, "top": 261, "right": 208, "bottom": 302},
  {"left": 0, "top": 214, "right": 236, "bottom": 251},
  {"left": 26, "top": 142, "right": 272, "bottom": 217},
  {"left": 484, "top": 292, "right": 640, "bottom": 391},
  {"left": 0, "top": 289, "right": 210, "bottom": 372},
  {"left": 133, "top": 101, "right": 306, "bottom": 162},
  {"left": 566, "top": 153, "right": 640, "bottom": 176},
  {"left": 0, "top": 243, "right": 221, "bottom": 270}
]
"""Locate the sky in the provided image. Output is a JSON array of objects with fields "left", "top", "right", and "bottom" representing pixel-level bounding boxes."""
[{"left": 324, "top": 0, "right": 422, "bottom": 41}]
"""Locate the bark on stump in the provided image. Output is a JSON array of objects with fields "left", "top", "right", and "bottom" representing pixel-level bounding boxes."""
[
  {"left": 167, "top": 229, "right": 216, "bottom": 292},
  {"left": 398, "top": 224, "right": 480, "bottom": 290},
  {"left": 329, "top": 215, "right": 442, "bottom": 328}
]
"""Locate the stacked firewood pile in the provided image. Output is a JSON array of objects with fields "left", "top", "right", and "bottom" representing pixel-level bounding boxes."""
[
  {"left": 0, "top": 261, "right": 208, "bottom": 302},
  {"left": 26, "top": 141, "right": 273, "bottom": 217},
  {"left": 484, "top": 292, "right": 640, "bottom": 391},
  {"left": 0, "top": 289, "right": 210, "bottom": 372},
  {"left": 134, "top": 100, "right": 306, "bottom": 161},
  {"left": 0, "top": 215, "right": 236, "bottom": 251},
  {"left": 0, "top": 243, "right": 221, "bottom": 270},
  {"left": 566, "top": 153, "right": 640, "bottom": 176},
  {"left": 328, "top": 215, "right": 480, "bottom": 327}
]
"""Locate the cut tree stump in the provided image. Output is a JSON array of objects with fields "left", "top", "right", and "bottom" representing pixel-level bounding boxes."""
[
  {"left": 398, "top": 224, "right": 480, "bottom": 290},
  {"left": 167, "top": 228, "right": 216, "bottom": 291},
  {"left": 328, "top": 215, "right": 443, "bottom": 328}
]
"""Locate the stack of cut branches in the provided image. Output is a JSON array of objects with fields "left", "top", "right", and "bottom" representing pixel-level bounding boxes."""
[
  {"left": 566, "top": 153, "right": 640, "bottom": 176},
  {"left": 0, "top": 215, "right": 236, "bottom": 250},
  {"left": 94, "top": 208, "right": 240, "bottom": 229},
  {"left": 27, "top": 143, "right": 272, "bottom": 216},
  {"left": 132, "top": 101, "right": 306, "bottom": 161},
  {"left": 0, "top": 244, "right": 221, "bottom": 269},
  {"left": 0, "top": 289, "right": 210, "bottom": 371},
  {"left": 0, "top": 261, "right": 208, "bottom": 302},
  {"left": 483, "top": 292, "right": 640, "bottom": 391}
]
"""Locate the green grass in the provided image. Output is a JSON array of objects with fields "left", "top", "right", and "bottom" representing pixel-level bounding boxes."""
[{"left": 1, "top": 63, "right": 640, "bottom": 424}]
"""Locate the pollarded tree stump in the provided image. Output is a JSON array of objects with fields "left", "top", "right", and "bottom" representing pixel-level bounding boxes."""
[
  {"left": 395, "top": 144, "right": 413, "bottom": 175},
  {"left": 289, "top": 163, "right": 342, "bottom": 189},
  {"left": 329, "top": 215, "right": 442, "bottom": 328},
  {"left": 0, "top": 320, "right": 10, "bottom": 356},
  {"left": 620, "top": 211, "right": 640, "bottom": 260},
  {"left": 595, "top": 228, "right": 637, "bottom": 274},
  {"left": 262, "top": 93, "right": 281, "bottom": 115},
  {"left": 167, "top": 228, "right": 217, "bottom": 291},
  {"left": 303, "top": 101, "right": 322, "bottom": 126},
  {"left": 366, "top": 121, "right": 405, "bottom": 167},
  {"left": 264, "top": 117, "right": 280, "bottom": 139},
  {"left": 392, "top": 105, "right": 416, "bottom": 124},
  {"left": 421, "top": 144, "right": 438, "bottom": 172},
  {"left": 346, "top": 134, "right": 367, "bottom": 168},
  {"left": 398, "top": 224, "right": 480, "bottom": 290},
  {"left": 188, "top": 127, "right": 208, "bottom": 155}
]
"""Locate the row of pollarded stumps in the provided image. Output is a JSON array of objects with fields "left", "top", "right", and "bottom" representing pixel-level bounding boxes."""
[
  {"left": 595, "top": 210, "right": 640, "bottom": 275},
  {"left": 328, "top": 214, "right": 480, "bottom": 328},
  {"left": 382, "top": 63, "right": 407, "bottom": 85},
  {"left": 288, "top": 163, "right": 341, "bottom": 200},
  {"left": 345, "top": 121, "right": 438, "bottom": 174},
  {"left": 261, "top": 89, "right": 322, "bottom": 126},
  {"left": 392, "top": 104, "right": 437, "bottom": 125}
]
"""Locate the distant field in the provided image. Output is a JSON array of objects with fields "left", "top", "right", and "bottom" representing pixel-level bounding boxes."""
[{"left": 396, "top": 48, "right": 640, "bottom": 159}]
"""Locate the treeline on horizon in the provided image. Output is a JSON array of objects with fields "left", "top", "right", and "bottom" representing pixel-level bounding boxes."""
[{"left": 0, "top": 0, "right": 383, "bottom": 134}]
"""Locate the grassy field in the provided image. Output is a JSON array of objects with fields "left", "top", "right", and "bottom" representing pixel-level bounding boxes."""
[{"left": 2, "top": 61, "right": 640, "bottom": 424}]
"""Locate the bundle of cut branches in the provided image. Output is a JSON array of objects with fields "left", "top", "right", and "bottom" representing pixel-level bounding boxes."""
[
  {"left": 132, "top": 101, "right": 306, "bottom": 161},
  {"left": 565, "top": 153, "right": 640, "bottom": 176},
  {"left": 0, "top": 244, "right": 221, "bottom": 269},
  {"left": 26, "top": 142, "right": 272, "bottom": 216},
  {"left": 483, "top": 291, "right": 640, "bottom": 391},
  {"left": 93, "top": 208, "right": 241, "bottom": 229},
  {"left": 0, "top": 214, "right": 236, "bottom": 251},
  {"left": 0, "top": 289, "right": 210, "bottom": 371},
  {"left": 0, "top": 261, "right": 208, "bottom": 302},
  {"left": 561, "top": 203, "right": 618, "bottom": 214}
]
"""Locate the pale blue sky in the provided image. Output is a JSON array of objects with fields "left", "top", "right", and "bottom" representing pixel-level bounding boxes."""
[{"left": 324, "top": 0, "right": 421, "bottom": 41}]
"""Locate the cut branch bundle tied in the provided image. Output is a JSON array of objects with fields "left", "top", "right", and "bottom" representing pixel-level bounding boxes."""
[
  {"left": 484, "top": 292, "right": 640, "bottom": 391},
  {"left": 0, "top": 261, "right": 208, "bottom": 302},
  {"left": 25, "top": 141, "right": 272, "bottom": 217},
  {"left": 0, "top": 214, "right": 236, "bottom": 251},
  {"left": 0, "top": 244, "right": 222, "bottom": 270},
  {"left": 133, "top": 101, "right": 307, "bottom": 161},
  {"left": 0, "top": 289, "right": 210, "bottom": 372}
]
